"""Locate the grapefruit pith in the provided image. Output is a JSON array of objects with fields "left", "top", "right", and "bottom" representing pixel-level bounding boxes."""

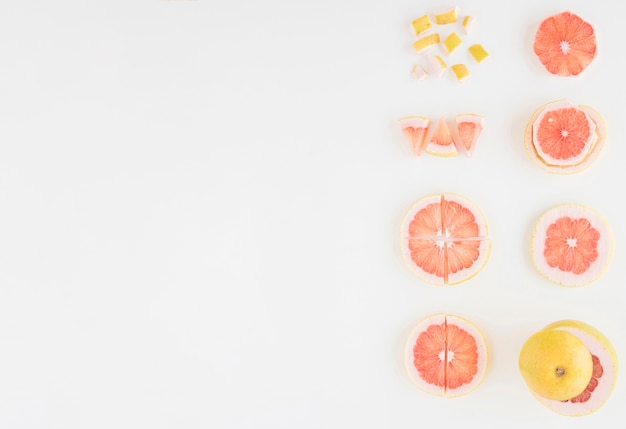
[
  {"left": 405, "top": 314, "right": 488, "bottom": 397},
  {"left": 533, "top": 11, "right": 597, "bottom": 77},
  {"left": 531, "top": 204, "right": 612, "bottom": 287},
  {"left": 401, "top": 193, "right": 490, "bottom": 285}
]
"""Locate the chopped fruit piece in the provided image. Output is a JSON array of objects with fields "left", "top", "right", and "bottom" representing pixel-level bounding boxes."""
[
  {"left": 412, "top": 64, "right": 429, "bottom": 80},
  {"left": 411, "top": 14, "right": 433, "bottom": 35},
  {"left": 434, "top": 7, "right": 459, "bottom": 25},
  {"left": 427, "top": 54, "right": 447, "bottom": 77},
  {"left": 450, "top": 64, "right": 470, "bottom": 81},
  {"left": 442, "top": 32, "right": 462, "bottom": 55},
  {"left": 468, "top": 44, "right": 489, "bottom": 63},
  {"left": 398, "top": 116, "right": 430, "bottom": 156},
  {"left": 426, "top": 117, "right": 458, "bottom": 156},
  {"left": 455, "top": 114, "right": 485, "bottom": 157},
  {"left": 413, "top": 33, "right": 440, "bottom": 53},
  {"left": 462, "top": 16, "right": 475, "bottom": 34}
]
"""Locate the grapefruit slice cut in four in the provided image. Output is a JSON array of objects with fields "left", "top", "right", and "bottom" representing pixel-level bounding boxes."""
[
  {"left": 401, "top": 193, "right": 490, "bottom": 285},
  {"left": 405, "top": 314, "right": 488, "bottom": 397},
  {"left": 399, "top": 115, "right": 484, "bottom": 157}
]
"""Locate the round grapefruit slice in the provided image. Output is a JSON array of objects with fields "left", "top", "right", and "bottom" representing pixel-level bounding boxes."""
[
  {"left": 401, "top": 194, "right": 490, "bottom": 285},
  {"left": 535, "top": 320, "right": 618, "bottom": 416},
  {"left": 531, "top": 204, "right": 612, "bottom": 287},
  {"left": 524, "top": 100, "right": 606, "bottom": 174},
  {"left": 405, "top": 314, "right": 488, "bottom": 397},
  {"left": 533, "top": 11, "right": 597, "bottom": 77}
]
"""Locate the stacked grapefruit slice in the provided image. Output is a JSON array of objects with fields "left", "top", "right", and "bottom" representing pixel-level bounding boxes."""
[
  {"left": 401, "top": 193, "right": 490, "bottom": 285},
  {"left": 524, "top": 100, "right": 606, "bottom": 173},
  {"left": 405, "top": 314, "right": 488, "bottom": 397}
]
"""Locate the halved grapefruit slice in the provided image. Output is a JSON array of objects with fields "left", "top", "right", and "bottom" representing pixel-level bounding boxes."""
[
  {"left": 455, "top": 114, "right": 485, "bottom": 157},
  {"left": 401, "top": 193, "right": 490, "bottom": 285},
  {"left": 536, "top": 320, "right": 618, "bottom": 416},
  {"left": 398, "top": 116, "right": 430, "bottom": 156},
  {"left": 531, "top": 204, "right": 612, "bottom": 287},
  {"left": 524, "top": 101, "right": 606, "bottom": 174},
  {"left": 533, "top": 11, "right": 596, "bottom": 77},
  {"left": 405, "top": 314, "right": 488, "bottom": 397},
  {"left": 426, "top": 117, "right": 458, "bottom": 156}
]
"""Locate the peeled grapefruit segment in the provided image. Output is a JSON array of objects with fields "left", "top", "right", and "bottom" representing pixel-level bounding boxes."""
[
  {"left": 531, "top": 204, "right": 612, "bottom": 287},
  {"left": 524, "top": 101, "right": 606, "bottom": 174},
  {"left": 401, "top": 193, "right": 490, "bottom": 285},
  {"left": 405, "top": 314, "right": 488, "bottom": 397},
  {"left": 426, "top": 117, "right": 458, "bottom": 156},
  {"left": 398, "top": 116, "right": 430, "bottom": 156},
  {"left": 535, "top": 320, "right": 618, "bottom": 416},
  {"left": 533, "top": 11, "right": 597, "bottom": 77},
  {"left": 455, "top": 114, "right": 484, "bottom": 157}
]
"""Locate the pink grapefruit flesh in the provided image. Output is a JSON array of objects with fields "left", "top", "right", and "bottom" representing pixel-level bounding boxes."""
[
  {"left": 532, "top": 204, "right": 611, "bottom": 287},
  {"left": 401, "top": 194, "right": 490, "bottom": 285},
  {"left": 405, "top": 314, "right": 488, "bottom": 397},
  {"left": 533, "top": 11, "right": 596, "bottom": 77},
  {"left": 399, "top": 116, "right": 431, "bottom": 156},
  {"left": 455, "top": 114, "right": 484, "bottom": 157},
  {"left": 426, "top": 117, "right": 458, "bottom": 157}
]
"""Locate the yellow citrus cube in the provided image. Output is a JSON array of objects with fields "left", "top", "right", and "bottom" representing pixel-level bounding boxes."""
[
  {"left": 451, "top": 64, "right": 470, "bottom": 81},
  {"left": 411, "top": 14, "right": 432, "bottom": 35},
  {"left": 442, "top": 32, "right": 462, "bottom": 55},
  {"left": 413, "top": 33, "right": 440, "bottom": 53},
  {"left": 434, "top": 7, "right": 458, "bottom": 24},
  {"left": 468, "top": 44, "right": 490, "bottom": 63}
]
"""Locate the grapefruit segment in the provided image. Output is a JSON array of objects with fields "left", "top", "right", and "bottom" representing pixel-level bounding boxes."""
[
  {"left": 533, "top": 11, "right": 596, "bottom": 77},
  {"left": 531, "top": 204, "right": 612, "bottom": 287},
  {"left": 447, "top": 239, "right": 491, "bottom": 285},
  {"left": 426, "top": 117, "right": 458, "bottom": 156},
  {"left": 398, "top": 116, "right": 430, "bottom": 156},
  {"left": 405, "top": 314, "right": 488, "bottom": 397},
  {"left": 455, "top": 114, "right": 485, "bottom": 157}
]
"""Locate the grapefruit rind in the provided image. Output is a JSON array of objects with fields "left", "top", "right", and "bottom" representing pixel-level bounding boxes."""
[
  {"left": 455, "top": 114, "right": 485, "bottom": 157},
  {"left": 531, "top": 204, "right": 612, "bottom": 287},
  {"left": 426, "top": 118, "right": 458, "bottom": 157},
  {"left": 412, "top": 64, "right": 429, "bottom": 81},
  {"left": 536, "top": 321, "right": 618, "bottom": 416},
  {"left": 398, "top": 116, "right": 431, "bottom": 156},
  {"left": 524, "top": 101, "right": 606, "bottom": 174},
  {"left": 434, "top": 7, "right": 459, "bottom": 25},
  {"left": 442, "top": 32, "right": 462, "bottom": 55},
  {"left": 462, "top": 16, "right": 475, "bottom": 35},
  {"left": 411, "top": 14, "right": 432, "bottom": 35},
  {"left": 405, "top": 314, "right": 488, "bottom": 398},
  {"left": 413, "top": 33, "right": 441, "bottom": 53},
  {"left": 450, "top": 64, "right": 470, "bottom": 82},
  {"left": 468, "top": 44, "right": 489, "bottom": 63},
  {"left": 427, "top": 55, "right": 447, "bottom": 77}
]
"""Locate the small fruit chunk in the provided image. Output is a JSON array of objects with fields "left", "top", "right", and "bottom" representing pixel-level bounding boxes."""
[
  {"left": 462, "top": 16, "right": 475, "bottom": 34},
  {"left": 533, "top": 11, "right": 597, "bottom": 76},
  {"left": 405, "top": 313, "right": 488, "bottom": 397},
  {"left": 442, "top": 32, "right": 462, "bottom": 55},
  {"left": 411, "top": 14, "right": 433, "bottom": 35},
  {"left": 426, "top": 117, "right": 458, "bottom": 156},
  {"left": 450, "top": 64, "right": 470, "bottom": 81},
  {"left": 455, "top": 114, "right": 484, "bottom": 157},
  {"left": 398, "top": 116, "right": 430, "bottom": 156},
  {"left": 519, "top": 329, "right": 593, "bottom": 401},
  {"left": 427, "top": 54, "right": 447, "bottom": 77},
  {"left": 468, "top": 44, "right": 489, "bottom": 63},
  {"left": 413, "top": 33, "right": 441, "bottom": 53},
  {"left": 412, "top": 64, "right": 429, "bottom": 80},
  {"left": 434, "top": 7, "right": 459, "bottom": 25},
  {"left": 531, "top": 204, "right": 612, "bottom": 287}
]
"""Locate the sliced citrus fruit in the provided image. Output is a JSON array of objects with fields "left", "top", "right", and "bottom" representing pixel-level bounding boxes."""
[
  {"left": 455, "top": 114, "right": 485, "bottom": 157},
  {"left": 413, "top": 33, "right": 440, "bottom": 53},
  {"left": 398, "top": 116, "right": 430, "bottom": 156},
  {"left": 442, "top": 32, "right": 462, "bottom": 55},
  {"left": 427, "top": 54, "right": 447, "bottom": 77},
  {"left": 434, "top": 7, "right": 459, "bottom": 25},
  {"left": 426, "top": 117, "right": 458, "bottom": 156},
  {"left": 405, "top": 314, "right": 488, "bottom": 397},
  {"left": 411, "top": 14, "right": 432, "bottom": 35},
  {"left": 533, "top": 11, "right": 597, "bottom": 77},
  {"left": 536, "top": 320, "right": 618, "bottom": 416},
  {"left": 401, "top": 194, "right": 490, "bottom": 285},
  {"left": 468, "top": 44, "right": 489, "bottom": 63},
  {"left": 531, "top": 204, "right": 612, "bottom": 287},
  {"left": 524, "top": 100, "right": 606, "bottom": 174},
  {"left": 462, "top": 16, "right": 475, "bottom": 35},
  {"left": 450, "top": 64, "right": 470, "bottom": 82},
  {"left": 411, "top": 64, "right": 429, "bottom": 81}
]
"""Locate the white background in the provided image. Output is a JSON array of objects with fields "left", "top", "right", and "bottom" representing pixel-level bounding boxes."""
[{"left": 0, "top": 0, "right": 624, "bottom": 427}]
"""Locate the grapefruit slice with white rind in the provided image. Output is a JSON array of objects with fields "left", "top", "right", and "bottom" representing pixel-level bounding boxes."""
[
  {"left": 426, "top": 117, "right": 458, "bottom": 157},
  {"left": 405, "top": 314, "right": 488, "bottom": 397},
  {"left": 401, "top": 194, "right": 490, "bottom": 285},
  {"left": 531, "top": 204, "right": 612, "bottom": 287},
  {"left": 455, "top": 114, "right": 485, "bottom": 157},
  {"left": 524, "top": 101, "right": 606, "bottom": 174},
  {"left": 398, "top": 116, "right": 430, "bottom": 156},
  {"left": 535, "top": 320, "right": 618, "bottom": 416}
]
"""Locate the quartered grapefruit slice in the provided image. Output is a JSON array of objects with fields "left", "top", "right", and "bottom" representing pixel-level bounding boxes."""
[
  {"left": 524, "top": 100, "right": 606, "bottom": 174},
  {"left": 401, "top": 193, "right": 490, "bottom": 285},
  {"left": 398, "top": 116, "right": 431, "bottom": 156},
  {"left": 533, "top": 11, "right": 597, "bottom": 77},
  {"left": 455, "top": 114, "right": 485, "bottom": 157},
  {"left": 405, "top": 314, "right": 488, "bottom": 397},
  {"left": 531, "top": 204, "right": 612, "bottom": 287},
  {"left": 426, "top": 117, "right": 458, "bottom": 157}
]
